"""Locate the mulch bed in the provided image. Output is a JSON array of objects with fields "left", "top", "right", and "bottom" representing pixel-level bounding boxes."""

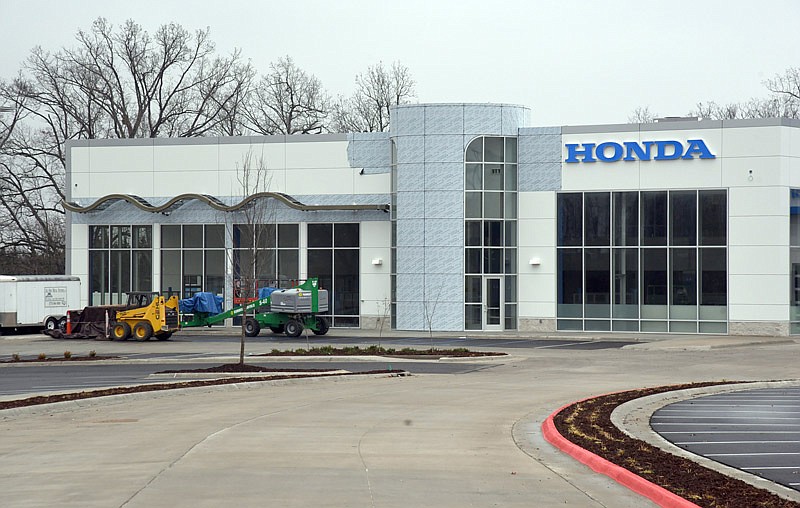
[
  {"left": 0, "top": 369, "right": 405, "bottom": 411},
  {"left": 156, "top": 363, "right": 339, "bottom": 374},
  {"left": 553, "top": 382, "right": 800, "bottom": 507},
  {"left": 254, "top": 346, "right": 505, "bottom": 358}
]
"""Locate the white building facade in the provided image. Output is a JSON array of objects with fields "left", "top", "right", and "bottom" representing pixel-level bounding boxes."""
[{"left": 64, "top": 104, "right": 800, "bottom": 335}]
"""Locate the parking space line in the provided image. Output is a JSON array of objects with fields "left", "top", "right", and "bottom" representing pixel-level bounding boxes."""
[
  {"left": 707, "top": 453, "right": 800, "bottom": 457},
  {"left": 676, "top": 441, "right": 800, "bottom": 445},
  {"left": 653, "top": 416, "right": 800, "bottom": 420},
  {"left": 660, "top": 431, "right": 800, "bottom": 434},
  {"left": 743, "top": 467, "right": 800, "bottom": 471},
  {"left": 535, "top": 341, "right": 586, "bottom": 349},
  {"left": 653, "top": 423, "right": 800, "bottom": 426}
]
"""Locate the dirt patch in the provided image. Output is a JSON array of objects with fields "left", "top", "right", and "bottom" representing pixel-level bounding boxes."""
[
  {"left": 156, "top": 363, "right": 339, "bottom": 374},
  {"left": 553, "top": 382, "right": 799, "bottom": 508},
  {"left": 2, "top": 355, "right": 117, "bottom": 363}
]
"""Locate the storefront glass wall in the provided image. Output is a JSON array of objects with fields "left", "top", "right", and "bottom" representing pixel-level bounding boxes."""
[
  {"left": 557, "top": 190, "right": 727, "bottom": 333},
  {"left": 89, "top": 225, "right": 152, "bottom": 305},
  {"left": 790, "top": 189, "right": 800, "bottom": 334}
]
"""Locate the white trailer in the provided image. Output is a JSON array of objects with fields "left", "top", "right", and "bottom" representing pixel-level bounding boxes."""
[{"left": 0, "top": 275, "right": 81, "bottom": 332}]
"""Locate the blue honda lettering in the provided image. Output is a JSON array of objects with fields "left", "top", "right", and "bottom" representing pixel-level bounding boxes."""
[
  {"left": 682, "top": 139, "right": 715, "bottom": 159},
  {"left": 565, "top": 143, "right": 596, "bottom": 163},
  {"left": 655, "top": 140, "right": 683, "bottom": 160},
  {"left": 623, "top": 141, "right": 654, "bottom": 161},
  {"left": 596, "top": 142, "right": 623, "bottom": 162}
]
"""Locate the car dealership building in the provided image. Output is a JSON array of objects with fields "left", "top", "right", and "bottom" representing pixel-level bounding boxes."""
[{"left": 64, "top": 103, "right": 800, "bottom": 335}]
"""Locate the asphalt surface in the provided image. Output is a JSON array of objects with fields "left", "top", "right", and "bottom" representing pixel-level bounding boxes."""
[{"left": 652, "top": 386, "right": 800, "bottom": 492}]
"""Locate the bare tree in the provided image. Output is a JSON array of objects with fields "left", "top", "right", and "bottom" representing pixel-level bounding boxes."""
[
  {"left": 243, "top": 56, "right": 328, "bottom": 135},
  {"left": 627, "top": 106, "right": 658, "bottom": 123},
  {"left": 329, "top": 61, "right": 415, "bottom": 132},
  {"left": 231, "top": 149, "right": 275, "bottom": 364}
]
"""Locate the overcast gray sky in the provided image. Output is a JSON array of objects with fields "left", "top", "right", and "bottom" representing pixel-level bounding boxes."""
[{"left": 1, "top": 0, "right": 797, "bottom": 126}]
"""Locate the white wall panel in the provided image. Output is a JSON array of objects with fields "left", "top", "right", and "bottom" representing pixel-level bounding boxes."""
[
  {"left": 729, "top": 186, "right": 788, "bottom": 217},
  {"left": 728, "top": 216, "right": 788, "bottom": 247},
  {"left": 354, "top": 173, "right": 391, "bottom": 195},
  {"left": 729, "top": 274, "right": 787, "bottom": 305},
  {"left": 729, "top": 304, "right": 788, "bottom": 321},
  {"left": 361, "top": 221, "right": 391, "bottom": 248},
  {"left": 285, "top": 168, "right": 355, "bottom": 195},
  {"left": 71, "top": 147, "right": 90, "bottom": 172},
  {"left": 285, "top": 141, "right": 350, "bottom": 169},
  {"left": 153, "top": 145, "right": 218, "bottom": 172},
  {"left": 90, "top": 146, "right": 153, "bottom": 172},
  {"left": 518, "top": 272, "right": 556, "bottom": 303},
  {"left": 729, "top": 246, "right": 788, "bottom": 275},
  {"left": 639, "top": 158, "right": 721, "bottom": 189},
  {"left": 91, "top": 171, "right": 155, "bottom": 197},
  {"left": 722, "top": 126, "right": 784, "bottom": 158},
  {"left": 517, "top": 301, "right": 556, "bottom": 318},
  {"left": 218, "top": 143, "right": 286, "bottom": 171},
  {"left": 70, "top": 172, "right": 92, "bottom": 199},
  {"left": 518, "top": 218, "right": 555, "bottom": 247},
  {"left": 518, "top": 247, "right": 555, "bottom": 275},
  {"left": 562, "top": 162, "right": 640, "bottom": 191},
  {"left": 721, "top": 157, "right": 786, "bottom": 188}
]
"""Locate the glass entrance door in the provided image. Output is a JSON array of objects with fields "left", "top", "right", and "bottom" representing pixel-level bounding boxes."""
[{"left": 484, "top": 276, "right": 503, "bottom": 331}]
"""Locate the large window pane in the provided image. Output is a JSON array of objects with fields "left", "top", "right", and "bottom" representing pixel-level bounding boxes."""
[
  {"left": 466, "top": 138, "right": 483, "bottom": 162},
  {"left": 277, "top": 224, "right": 299, "bottom": 248},
  {"left": 613, "top": 192, "right": 638, "bottom": 246},
  {"left": 670, "top": 248, "right": 697, "bottom": 319},
  {"left": 465, "top": 276, "right": 481, "bottom": 303},
  {"left": 504, "top": 249, "right": 516, "bottom": 274},
  {"left": 466, "top": 163, "right": 482, "bottom": 190},
  {"left": 585, "top": 248, "right": 610, "bottom": 317},
  {"left": 161, "top": 250, "right": 181, "bottom": 296},
  {"left": 484, "top": 248, "right": 503, "bottom": 274},
  {"left": 505, "top": 276, "right": 517, "bottom": 303},
  {"left": 278, "top": 250, "right": 299, "bottom": 283},
  {"left": 183, "top": 225, "right": 203, "bottom": 249},
  {"left": 585, "top": 193, "right": 610, "bottom": 246},
  {"left": 484, "top": 137, "right": 504, "bottom": 162},
  {"left": 162, "top": 225, "right": 181, "bottom": 248},
  {"left": 642, "top": 248, "right": 667, "bottom": 307},
  {"left": 700, "top": 248, "right": 727, "bottom": 307},
  {"left": 613, "top": 248, "right": 638, "bottom": 318},
  {"left": 182, "top": 250, "right": 203, "bottom": 297},
  {"left": 111, "top": 226, "right": 131, "bottom": 249},
  {"left": 132, "top": 251, "right": 152, "bottom": 292},
  {"left": 205, "top": 250, "right": 225, "bottom": 295},
  {"left": 307, "top": 224, "right": 332, "bottom": 247},
  {"left": 484, "top": 192, "right": 503, "bottom": 218},
  {"left": 465, "top": 248, "right": 481, "bottom": 273},
  {"left": 133, "top": 226, "right": 152, "bottom": 249},
  {"left": 558, "top": 193, "right": 582, "bottom": 246},
  {"left": 110, "top": 250, "right": 131, "bottom": 303},
  {"left": 255, "top": 250, "right": 276, "bottom": 282},
  {"left": 505, "top": 164, "right": 517, "bottom": 190},
  {"left": 641, "top": 191, "right": 667, "bottom": 246},
  {"left": 505, "top": 192, "right": 517, "bottom": 219},
  {"left": 334, "top": 223, "right": 359, "bottom": 247},
  {"left": 484, "top": 221, "right": 502, "bottom": 246},
  {"left": 334, "top": 250, "right": 359, "bottom": 315},
  {"left": 90, "top": 226, "right": 109, "bottom": 249},
  {"left": 205, "top": 225, "right": 225, "bottom": 248},
  {"left": 484, "top": 164, "right": 503, "bottom": 190},
  {"left": 557, "top": 249, "right": 582, "bottom": 317},
  {"left": 89, "top": 250, "right": 109, "bottom": 305},
  {"left": 505, "top": 138, "right": 518, "bottom": 163},
  {"left": 233, "top": 225, "right": 253, "bottom": 249},
  {"left": 465, "top": 304, "right": 481, "bottom": 329},
  {"left": 670, "top": 191, "right": 697, "bottom": 246},
  {"left": 255, "top": 224, "right": 276, "bottom": 249},
  {"left": 465, "top": 221, "right": 481, "bottom": 246},
  {"left": 505, "top": 221, "right": 517, "bottom": 247},
  {"left": 699, "top": 190, "right": 726, "bottom": 246},
  {"left": 307, "top": 249, "right": 332, "bottom": 294},
  {"left": 465, "top": 192, "right": 482, "bottom": 218}
]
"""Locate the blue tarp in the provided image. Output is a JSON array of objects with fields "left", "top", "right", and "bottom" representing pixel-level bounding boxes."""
[
  {"left": 258, "top": 287, "right": 279, "bottom": 299},
  {"left": 179, "top": 292, "right": 223, "bottom": 314}
]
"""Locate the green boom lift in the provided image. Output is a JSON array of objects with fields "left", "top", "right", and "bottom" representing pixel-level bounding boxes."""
[{"left": 181, "top": 278, "right": 329, "bottom": 338}]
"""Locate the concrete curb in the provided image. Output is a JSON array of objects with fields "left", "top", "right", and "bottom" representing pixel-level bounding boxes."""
[{"left": 542, "top": 399, "right": 701, "bottom": 508}]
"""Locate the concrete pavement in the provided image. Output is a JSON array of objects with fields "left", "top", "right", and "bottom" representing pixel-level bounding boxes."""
[{"left": 1, "top": 331, "right": 799, "bottom": 506}]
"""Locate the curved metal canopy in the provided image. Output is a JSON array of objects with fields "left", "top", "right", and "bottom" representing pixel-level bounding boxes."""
[{"left": 63, "top": 192, "right": 389, "bottom": 213}]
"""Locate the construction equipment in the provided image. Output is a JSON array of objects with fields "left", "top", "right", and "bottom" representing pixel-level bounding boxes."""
[
  {"left": 181, "top": 278, "right": 329, "bottom": 338},
  {"left": 108, "top": 292, "right": 180, "bottom": 341}
]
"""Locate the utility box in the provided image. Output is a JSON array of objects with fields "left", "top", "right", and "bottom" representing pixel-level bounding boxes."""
[
  {"left": 0, "top": 275, "right": 81, "bottom": 331},
  {"left": 270, "top": 288, "right": 329, "bottom": 313}
]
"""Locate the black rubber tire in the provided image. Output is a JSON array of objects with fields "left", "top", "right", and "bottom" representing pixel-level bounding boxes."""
[
  {"left": 45, "top": 317, "right": 58, "bottom": 331},
  {"left": 284, "top": 319, "right": 303, "bottom": 337},
  {"left": 156, "top": 332, "right": 172, "bottom": 341},
  {"left": 268, "top": 325, "right": 285, "bottom": 334},
  {"left": 57, "top": 317, "right": 67, "bottom": 332},
  {"left": 133, "top": 321, "right": 153, "bottom": 341},
  {"left": 244, "top": 318, "right": 261, "bottom": 337},
  {"left": 311, "top": 317, "right": 329, "bottom": 336},
  {"left": 111, "top": 321, "right": 131, "bottom": 341}
]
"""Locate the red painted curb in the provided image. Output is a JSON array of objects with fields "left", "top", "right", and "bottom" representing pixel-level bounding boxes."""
[{"left": 542, "top": 402, "right": 700, "bottom": 508}]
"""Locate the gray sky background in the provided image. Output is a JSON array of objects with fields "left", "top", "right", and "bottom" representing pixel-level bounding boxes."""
[{"left": 1, "top": 0, "right": 797, "bottom": 126}]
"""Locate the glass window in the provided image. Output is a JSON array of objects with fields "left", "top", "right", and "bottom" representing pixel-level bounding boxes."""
[
  {"left": 558, "top": 193, "right": 582, "bottom": 246},
  {"left": 162, "top": 225, "right": 181, "bottom": 248},
  {"left": 585, "top": 248, "right": 610, "bottom": 317},
  {"left": 642, "top": 248, "right": 667, "bottom": 305},
  {"left": 334, "top": 250, "right": 360, "bottom": 315},
  {"left": 613, "top": 248, "right": 638, "bottom": 318},
  {"left": 466, "top": 138, "right": 483, "bottom": 162},
  {"left": 584, "top": 193, "right": 610, "bottom": 246},
  {"left": 278, "top": 250, "right": 299, "bottom": 282},
  {"left": 613, "top": 192, "right": 638, "bottom": 246},
  {"left": 641, "top": 191, "right": 667, "bottom": 246},
  {"left": 89, "top": 250, "right": 109, "bottom": 305},
  {"left": 505, "top": 276, "right": 517, "bottom": 303},
  {"left": 465, "top": 276, "right": 481, "bottom": 303},
  {"left": 161, "top": 250, "right": 181, "bottom": 295},
  {"left": 504, "top": 249, "right": 517, "bottom": 274},
  {"left": 484, "top": 137, "right": 504, "bottom": 162},
  {"left": 307, "top": 249, "right": 332, "bottom": 291},
  {"left": 133, "top": 226, "right": 152, "bottom": 249},
  {"left": 205, "top": 225, "right": 225, "bottom": 248},
  {"left": 308, "top": 224, "right": 333, "bottom": 247},
  {"left": 90, "top": 226, "right": 109, "bottom": 249},
  {"left": 557, "top": 249, "right": 583, "bottom": 317},
  {"left": 256, "top": 250, "right": 277, "bottom": 281},
  {"left": 110, "top": 250, "right": 131, "bottom": 301},
  {"left": 233, "top": 224, "right": 253, "bottom": 249},
  {"left": 111, "top": 226, "right": 131, "bottom": 249},
  {"left": 505, "top": 164, "right": 517, "bottom": 191},
  {"left": 465, "top": 304, "right": 481, "bottom": 330},
  {"left": 504, "top": 222, "right": 517, "bottom": 247},
  {"left": 505, "top": 192, "right": 517, "bottom": 219},
  {"left": 484, "top": 164, "right": 503, "bottom": 190},
  {"left": 484, "top": 192, "right": 503, "bottom": 218},
  {"left": 505, "top": 138, "right": 518, "bottom": 163},
  {"left": 484, "top": 221, "right": 502, "bottom": 246},
  {"left": 465, "top": 164, "right": 482, "bottom": 190},
  {"left": 699, "top": 190, "right": 726, "bottom": 246},
  {"left": 182, "top": 250, "right": 203, "bottom": 296},
  {"left": 700, "top": 248, "right": 726, "bottom": 306},
  {"left": 132, "top": 251, "right": 152, "bottom": 292},
  {"left": 183, "top": 225, "right": 203, "bottom": 249},
  {"left": 205, "top": 250, "right": 225, "bottom": 296},
  {"left": 465, "top": 248, "right": 481, "bottom": 273},
  {"left": 670, "top": 248, "right": 697, "bottom": 305},
  {"left": 465, "top": 192, "right": 481, "bottom": 218},
  {"left": 465, "top": 221, "right": 481, "bottom": 246},
  {"left": 334, "top": 223, "right": 359, "bottom": 247},
  {"left": 484, "top": 248, "right": 503, "bottom": 274},
  {"left": 670, "top": 191, "right": 697, "bottom": 246}
]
